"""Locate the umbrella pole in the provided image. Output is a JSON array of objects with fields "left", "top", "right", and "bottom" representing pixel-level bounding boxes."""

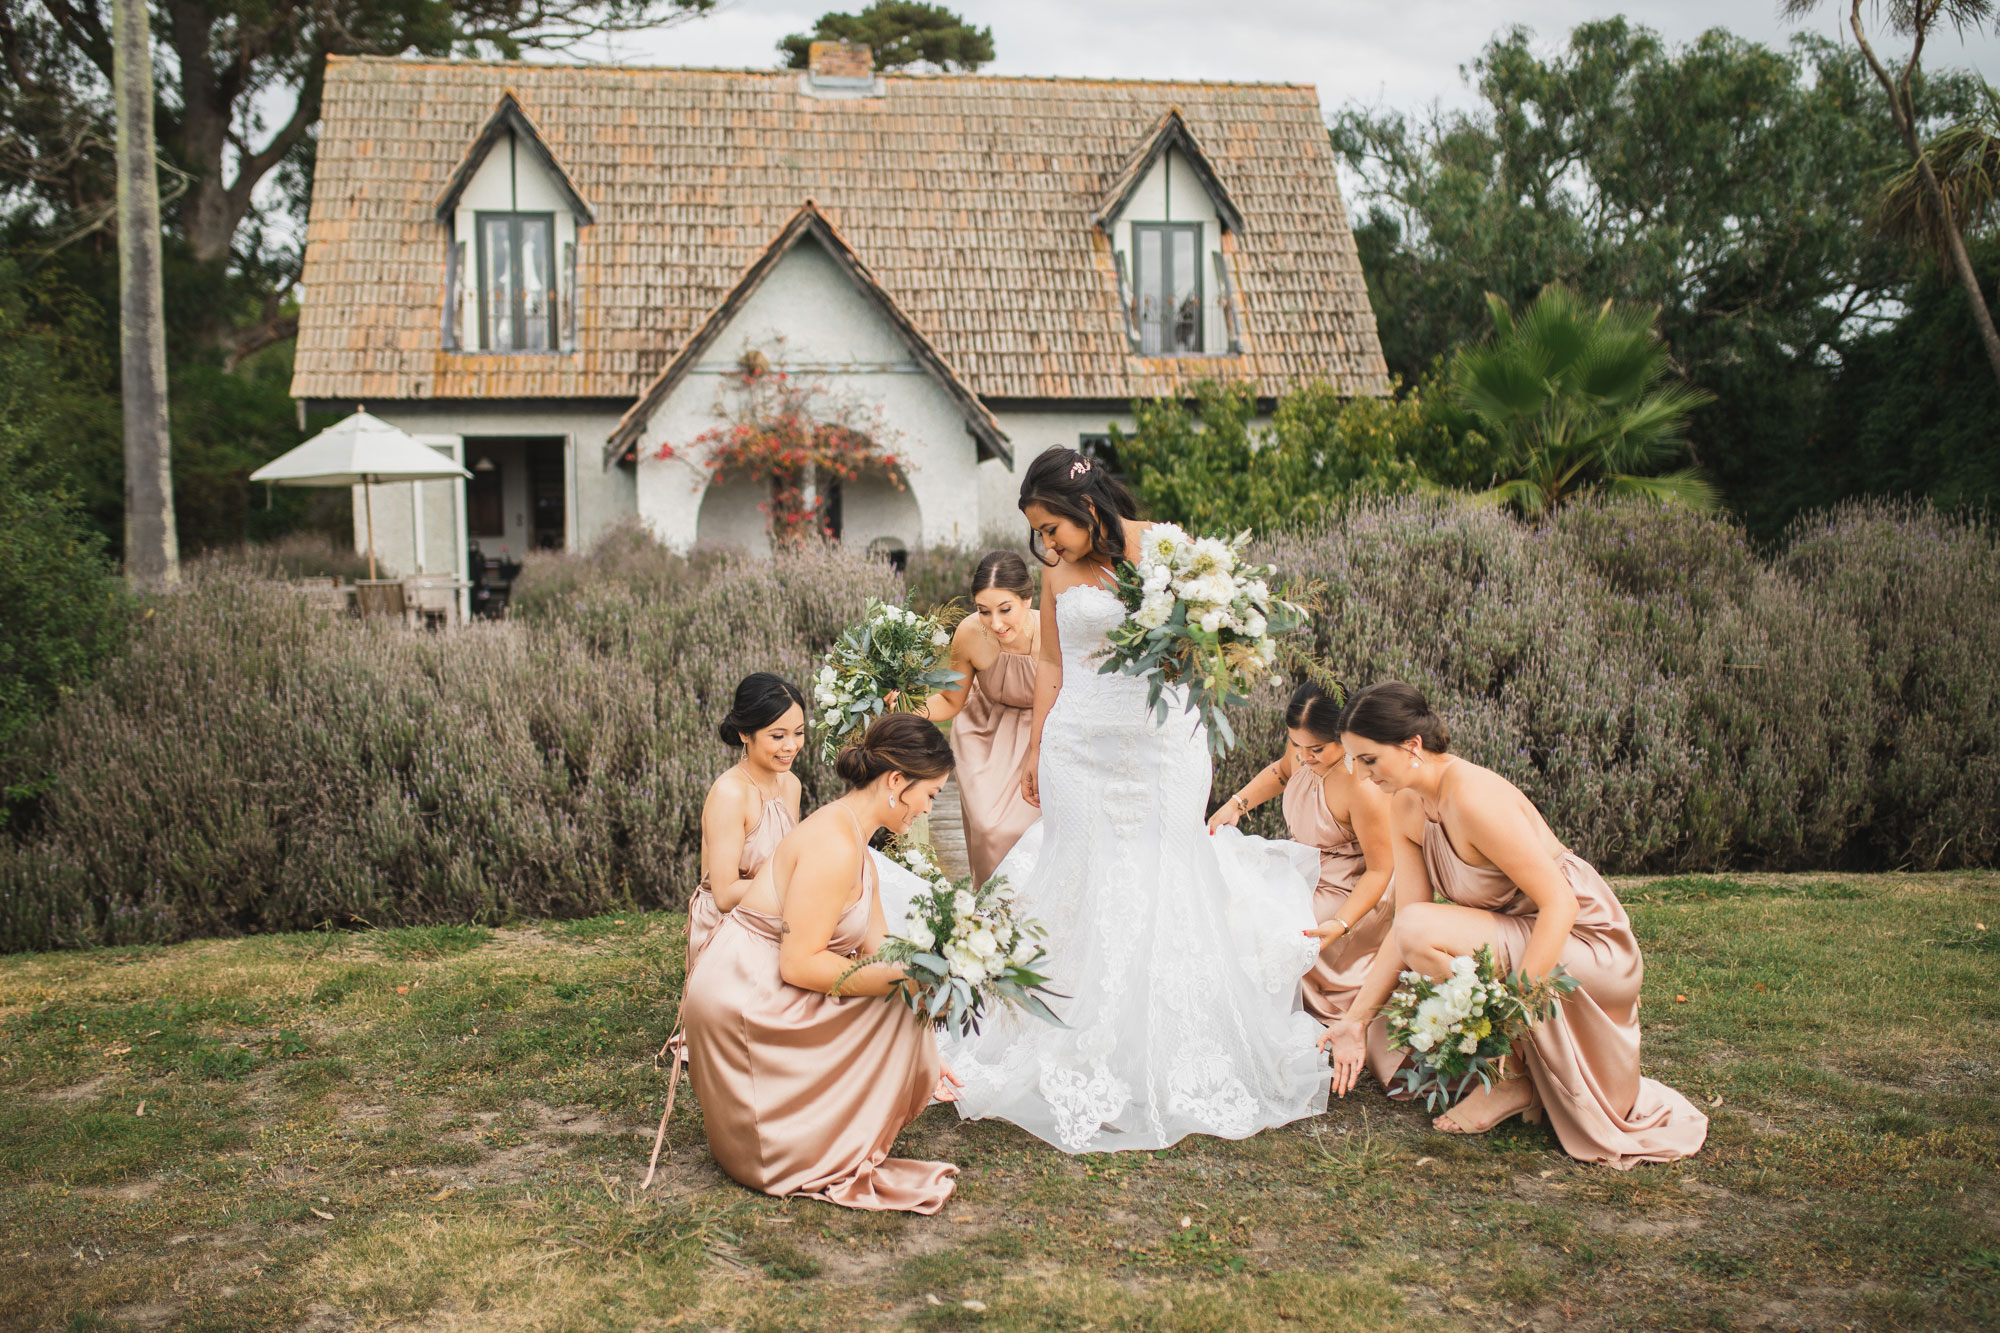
[{"left": 364, "top": 475, "right": 378, "bottom": 581}]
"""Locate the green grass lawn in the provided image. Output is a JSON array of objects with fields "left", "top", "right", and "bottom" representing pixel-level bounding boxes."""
[{"left": 1, "top": 872, "right": 1996, "bottom": 1332}]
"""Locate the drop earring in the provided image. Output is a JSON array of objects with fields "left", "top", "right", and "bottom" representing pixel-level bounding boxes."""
[{"left": 888, "top": 792, "right": 899, "bottom": 809}]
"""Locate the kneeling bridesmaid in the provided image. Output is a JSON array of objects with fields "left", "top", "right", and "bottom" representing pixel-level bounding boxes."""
[
  {"left": 688, "top": 673, "right": 807, "bottom": 967},
  {"left": 683, "top": 713, "right": 963, "bottom": 1212},
  {"left": 1209, "top": 680, "right": 1397, "bottom": 1044},
  {"left": 1322, "top": 682, "right": 1707, "bottom": 1169}
]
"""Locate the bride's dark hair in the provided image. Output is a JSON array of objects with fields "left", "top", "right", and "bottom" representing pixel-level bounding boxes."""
[{"left": 1017, "top": 446, "right": 1138, "bottom": 567}]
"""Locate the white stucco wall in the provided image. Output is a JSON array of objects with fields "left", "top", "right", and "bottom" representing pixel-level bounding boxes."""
[
  {"left": 1112, "top": 147, "right": 1229, "bottom": 355},
  {"left": 982, "top": 408, "right": 1135, "bottom": 533},
  {"left": 635, "top": 236, "right": 986, "bottom": 553},
  {"left": 354, "top": 405, "right": 636, "bottom": 577}
]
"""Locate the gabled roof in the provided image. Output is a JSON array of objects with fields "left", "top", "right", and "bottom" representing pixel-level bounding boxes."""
[
  {"left": 607, "top": 201, "right": 1009, "bottom": 468},
  {"left": 433, "top": 93, "right": 594, "bottom": 225},
  {"left": 1093, "top": 107, "right": 1245, "bottom": 234},
  {"left": 293, "top": 59, "right": 1389, "bottom": 405}
]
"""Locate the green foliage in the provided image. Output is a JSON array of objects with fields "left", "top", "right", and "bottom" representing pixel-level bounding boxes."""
[
  {"left": 1214, "top": 496, "right": 1998, "bottom": 874},
  {"left": 1332, "top": 19, "right": 1985, "bottom": 537},
  {"left": 778, "top": 2, "right": 993, "bottom": 71},
  {"left": 1109, "top": 377, "right": 1493, "bottom": 534},
  {"left": 1450, "top": 285, "right": 1715, "bottom": 514},
  {"left": 0, "top": 260, "right": 130, "bottom": 757}
]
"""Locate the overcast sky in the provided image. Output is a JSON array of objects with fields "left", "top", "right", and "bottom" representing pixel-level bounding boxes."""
[{"left": 603, "top": 0, "right": 2000, "bottom": 115}]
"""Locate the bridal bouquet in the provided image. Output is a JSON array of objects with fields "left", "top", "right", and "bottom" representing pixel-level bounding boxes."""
[
  {"left": 1380, "top": 947, "right": 1580, "bottom": 1111},
  {"left": 1097, "top": 523, "right": 1308, "bottom": 754},
  {"left": 811, "top": 599, "right": 962, "bottom": 762},
  {"left": 842, "top": 841, "right": 1064, "bottom": 1038}
]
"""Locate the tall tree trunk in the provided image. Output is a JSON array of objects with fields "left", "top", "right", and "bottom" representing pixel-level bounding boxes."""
[
  {"left": 1849, "top": 0, "right": 2000, "bottom": 386},
  {"left": 113, "top": 0, "right": 179, "bottom": 587}
]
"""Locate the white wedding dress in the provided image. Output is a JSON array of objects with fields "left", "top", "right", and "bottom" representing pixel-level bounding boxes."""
[{"left": 939, "top": 582, "right": 1329, "bottom": 1153}]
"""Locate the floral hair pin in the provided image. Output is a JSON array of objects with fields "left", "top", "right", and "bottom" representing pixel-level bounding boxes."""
[{"left": 1069, "top": 458, "right": 1092, "bottom": 479}]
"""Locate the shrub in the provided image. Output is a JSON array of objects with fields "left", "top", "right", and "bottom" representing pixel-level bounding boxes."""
[
  {"left": 0, "top": 532, "right": 896, "bottom": 951},
  {"left": 1782, "top": 500, "right": 2000, "bottom": 868}
]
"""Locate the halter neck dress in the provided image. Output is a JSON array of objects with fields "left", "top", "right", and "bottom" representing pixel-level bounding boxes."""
[
  {"left": 949, "top": 649, "right": 1040, "bottom": 886},
  {"left": 1281, "top": 768, "right": 1393, "bottom": 1031},
  {"left": 1421, "top": 818, "right": 1708, "bottom": 1169},
  {"left": 680, "top": 850, "right": 958, "bottom": 1212},
  {"left": 687, "top": 793, "right": 796, "bottom": 969}
]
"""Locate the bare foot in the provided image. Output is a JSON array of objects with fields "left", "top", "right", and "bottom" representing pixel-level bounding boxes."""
[{"left": 1434, "top": 1076, "right": 1541, "bottom": 1135}]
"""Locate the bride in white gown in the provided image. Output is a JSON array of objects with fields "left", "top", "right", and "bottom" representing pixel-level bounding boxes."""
[{"left": 940, "top": 447, "right": 1329, "bottom": 1153}]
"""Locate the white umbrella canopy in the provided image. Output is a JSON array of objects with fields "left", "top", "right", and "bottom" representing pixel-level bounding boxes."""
[{"left": 251, "top": 410, "right": 469, "bottom": 579}]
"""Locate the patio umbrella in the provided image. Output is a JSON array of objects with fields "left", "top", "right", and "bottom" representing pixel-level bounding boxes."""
[{"left": 251, "top": 410, "right": 470, "bottom": 579}]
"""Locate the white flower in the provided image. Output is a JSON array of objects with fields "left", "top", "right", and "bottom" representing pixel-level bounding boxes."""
[
  {"left": 1134, "top": 591, "right": 1174, "bottom": 631},
  {"left": 903, "top": 847, "right": 931, "bottom": 872},
  {"left": 1142, "top": 523, "right": 1190, "bottom": 565},
  {"left": 1010, "top": 938, "right": 1039, "bottom": 966},
  {"left": 968, "top": 927, "right": 999, "bottom": 960},
  {"left": 931, "top": 628, "right": 950, "bottom": 648},
  {"left": 1255, "top": 639, "right": 1277, "bottom": 665},
  {"left": 1142, "top": 564, "right": 1172, "bottom": 594},
  {"left": 908, "top": 920, "right": 937, "bottom": 951},
  {"left": 953, "top": 890, "right": 976, "bottom": 916},
  {"left": 1458, "top": 1034, "right": 1480, "bottom": 1054},
  {"left": 1245, "top": 579, "right": 1270, "bottom": 605},
  {"left": 1409, "top": 1031, "right": 1437, "bottom": 1053},
  {"left": 1198, "top": 609, "right": 1224, "bottom": 634},
  {"left": 1242, "top": 611, "right": 1267, "bottom": 637}
]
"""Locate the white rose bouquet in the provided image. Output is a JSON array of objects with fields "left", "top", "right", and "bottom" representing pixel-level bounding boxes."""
[
  {"left": 1096, "top": 523, "right": 1308, "bottom": 754},
  {"left": 840, "top": 841, "right": 1065, "bottom": 1037},
  {"left": 1379, "top": 946, "right": 1580, "bottom": 1111},
  {"left": 811, "top": 599, "right": 962, "bottom": 763}
]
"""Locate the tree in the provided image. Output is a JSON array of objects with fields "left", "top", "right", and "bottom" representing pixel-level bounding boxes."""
[
  {"left": 1782, "top": 0, "right": 2000, "bottom": 384},
  {"left": 8, "top": 0, "right": 716, "bottom": 360},
  {"left": 1451, "top": 286, "right": 1715, "bottom": 516},
  {"left": 779, "top": 2, "right": 992, "bottom": 72},
  {"left": 1875, "top": 82, "right": 2000, "bottom": 265},
  {"left": 1330, "top": 19, "right": 1983, "bottom": 535},
  {"left": 110, "top": 0, "right": 175, "bottom": 586}
]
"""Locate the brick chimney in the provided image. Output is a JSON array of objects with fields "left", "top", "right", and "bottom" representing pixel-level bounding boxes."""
[{"left": 807, "top": 40, "right": 874, "bottom": 84}]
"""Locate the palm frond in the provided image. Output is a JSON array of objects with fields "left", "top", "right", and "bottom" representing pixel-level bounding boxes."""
[
  {"left": 1476, "top": 477, "right": 1551, "bottom": 515},
  {"left": 1604, "top": 468, "right": 1720, "bottom": 511}
]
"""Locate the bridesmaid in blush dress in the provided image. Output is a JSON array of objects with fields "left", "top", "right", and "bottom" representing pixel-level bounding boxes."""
[
  {"left": 1319, "top": 682, "right": 1707, "bottom": 1169},
  {"left": 1208, "top": 681, "right": 1397, "bottom": 1056},
  {"left": 687, "top": 673, "right": 806, "bottom": 965},
  {"left": 913, "top": 551, "right": 1041, "bottom": 886},
  {"left": 641, "top": 672, "right": 806, "bottom": 1188},
  {"left": 681, "top": 713, "right": 963, "bottom": 1212}
]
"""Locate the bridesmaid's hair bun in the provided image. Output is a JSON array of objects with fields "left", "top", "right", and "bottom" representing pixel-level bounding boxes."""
[
  {"left": 718, "top": 672, "right": 808, "bottom": 748},
  {"left": 972, "top": 550, "right": 1036, "bottom": 602},
  {"left": 1017, "top": 445, "right": 1139, "bottom": 568},
  {"left": 1343, "top": 681, "right": 1451, "bottom": 755},
  {"left": 834, "top": 713, "right": 955, "bottom": 789},
  {"left": 1284, "top": 680, "right": 1345, "bottom": 743}
]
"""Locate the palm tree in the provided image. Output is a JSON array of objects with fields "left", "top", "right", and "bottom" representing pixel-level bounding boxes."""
[
  {"left": 1875, "top": 83, "right": 2000, "bottom": 267},
  {"left": 1451, "top": 285, "right": 1717, "bottom": 517},
  {"left": 1782, "top": 0, "right": 2000, "bottom": 386}
]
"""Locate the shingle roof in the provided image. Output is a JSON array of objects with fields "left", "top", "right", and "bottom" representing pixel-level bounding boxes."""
[
  {"left": 611, "top": 201, "right": 1010, "bottom": 466},
  {"left": 290, "top": 56, "right": 1390, "bottom": 406}
]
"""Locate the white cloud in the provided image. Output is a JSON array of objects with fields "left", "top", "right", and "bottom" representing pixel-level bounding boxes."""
[{"left": 606, "top": 0, "right": 2000, "bottom": 117}]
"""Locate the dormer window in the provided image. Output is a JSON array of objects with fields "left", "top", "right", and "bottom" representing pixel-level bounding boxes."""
[
  {"left": 436, "top": 95, "right": 593, "bottom": 356},
  {"left": 1132, "top": 222, "right": 1203, "bottom": 354},
  {"left": 479, "top": 211, "right": 558, "bottom": 351},
  {"left": 1097, "top": 109, "right": 1246, "bottom": 358}
]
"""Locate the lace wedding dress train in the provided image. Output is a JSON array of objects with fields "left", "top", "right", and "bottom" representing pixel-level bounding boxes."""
[{"left": 940, "top": 583, "right": 1329, "bottom": 1153}]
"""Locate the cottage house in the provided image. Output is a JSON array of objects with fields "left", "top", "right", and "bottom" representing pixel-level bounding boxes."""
[{"left": 289, "top": 43, "right": 1389, "bottom": 579}]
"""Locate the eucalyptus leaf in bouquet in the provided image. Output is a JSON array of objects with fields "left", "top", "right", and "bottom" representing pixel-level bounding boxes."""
[
  {"left": 1380, "top": 945, "right": 1580, "bottom": 1111},
  {"left": 811, "top": 599, "right": 963, "bottom": 763},
  {"left": 1095, "top": 523, "right": 1310, "bottom": 755}
]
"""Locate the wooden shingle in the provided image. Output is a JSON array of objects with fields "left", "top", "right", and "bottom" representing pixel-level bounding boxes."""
[{"left": 292, "top": 58, "right": 1390, "bottom": 405}]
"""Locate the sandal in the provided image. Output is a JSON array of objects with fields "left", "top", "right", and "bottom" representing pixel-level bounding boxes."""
[{"left": 1434, "top": 1069, "right": 1544, "bottom": 1135}]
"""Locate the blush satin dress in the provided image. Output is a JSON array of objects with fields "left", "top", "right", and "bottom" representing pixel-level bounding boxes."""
[
  {"left": 681, "top": 852, "right": 959, "bottom": 1211},
  {"left": 949, "top": 650, "right": 1041, "bottom": 887},
  {"left": 1282, "top": 768, "right": 1394, "bottom": 1040},
  {"left": 686, "top": 794, "right": 796, "bottom": 970},
  {"left": 1422, "top": 819, "right": 1708, "bottom": 1169}
]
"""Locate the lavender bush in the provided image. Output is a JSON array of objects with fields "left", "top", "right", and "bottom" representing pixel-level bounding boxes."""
[{"left": 2, "top": 501, "right": 1992, "bottom": 952}]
